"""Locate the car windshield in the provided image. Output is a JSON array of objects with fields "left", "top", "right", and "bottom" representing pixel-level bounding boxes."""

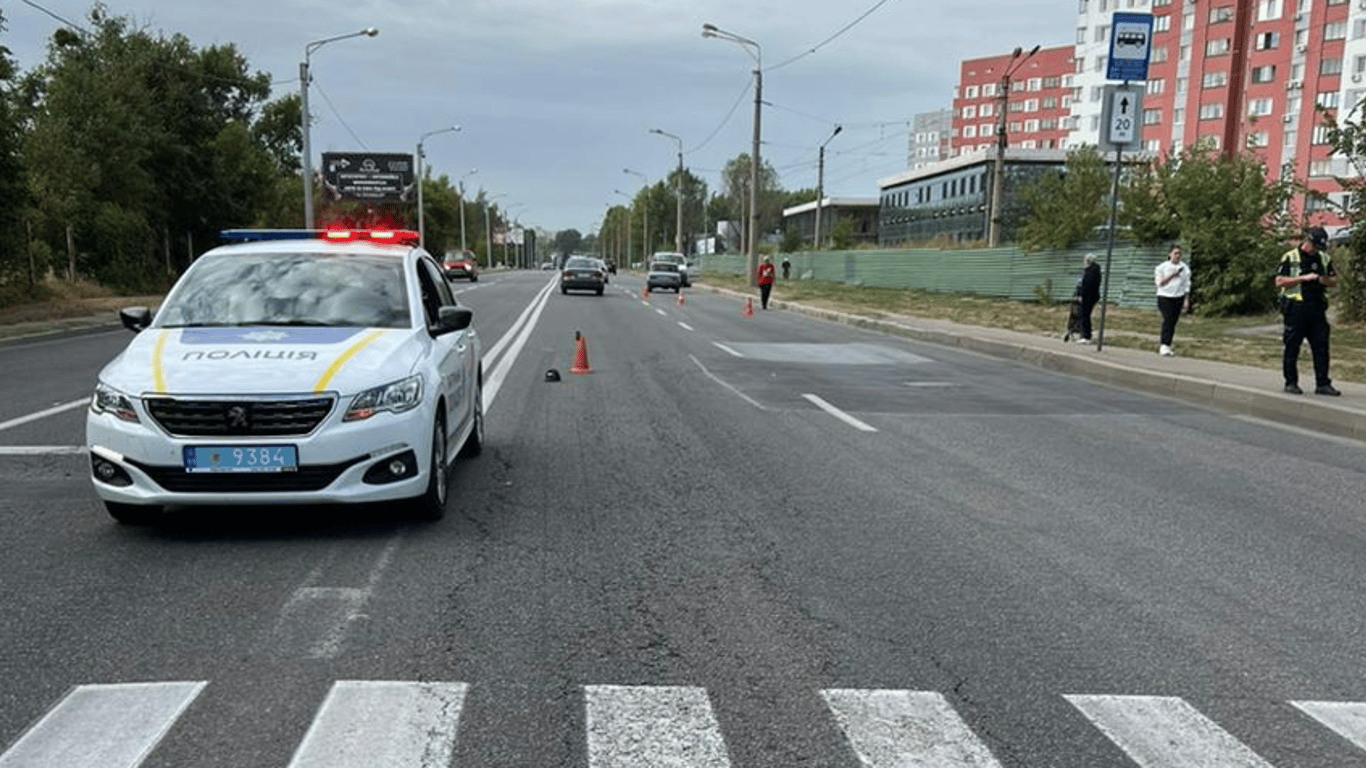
[
  {"left": 651, "top": 263, "right": 677, "bottom": 272},
  {"left": 565, "top": 257, "right": 597, "bottom": 269},
  {"left": 154, "top": 252, "right": 411, "bottom": 329}
]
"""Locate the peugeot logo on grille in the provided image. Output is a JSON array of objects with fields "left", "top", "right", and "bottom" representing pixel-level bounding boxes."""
[{"left": 226, "top": 405, "right": 250, "bottom": 431}]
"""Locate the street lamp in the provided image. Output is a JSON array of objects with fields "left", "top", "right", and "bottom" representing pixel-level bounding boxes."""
[
  {"left": 300, "top": 27, "right": 379, "bottom": 229},
  {"left": 703, "top": 22, "right": 761, "bottom": 286},
  {"left": 649, "top": 128, "right": 685, "bottom": 255},
  {"left": 987, "top": 44, "right": 1040, "bottom": 248},
  {"left": 458, "top": 168, "right": 478, "bottom": 251},
  {"left": 814, "top": 124, "right": 842, "bottom": 250},
  {"left": 416, "top": 125, "right": 460, "bottom": 249},
  {"left": 623, "top": 168, "right": 650, "bottom": 263},
  {"left": 504, "top": 203, "right": 524, "bottom": 268},
  {"left": 483, "top": 192, "right": 506, "bottom": 268}
]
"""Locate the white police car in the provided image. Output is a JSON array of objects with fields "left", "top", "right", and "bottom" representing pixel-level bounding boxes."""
[{"left": 86, "top": 229, "right": 483, "bottom": 524}]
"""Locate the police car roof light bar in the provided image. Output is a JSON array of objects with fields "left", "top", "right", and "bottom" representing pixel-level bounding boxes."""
[{"left": 219, "top": 229, "right": 421, "bottom": 246}]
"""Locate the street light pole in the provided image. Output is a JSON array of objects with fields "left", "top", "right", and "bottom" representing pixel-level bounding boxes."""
[
  {"left": 650, "top": 128, "right": 685, "bottom": 254},
  {"left": 300, "top": 27, "right": 378, "bottom": 229},
  {"left": 416, "top": 125, "right": 460, "bottom": 249},
  {"left": 813, "top": 124, "right": 842, "bottom": 251},
  {"left": 988, "top": 44, "right": 1039, "bottom": 248},
  {"left": 703, "top": 23, "right": 762, "bottom": 286},
  {"left": 459, "top": 168, "right": 478, "bottom": 251}
]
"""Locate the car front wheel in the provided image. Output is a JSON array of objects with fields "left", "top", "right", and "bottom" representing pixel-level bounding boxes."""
[
  {"left": 414, "top": 415, "right": 448, "bottom": 520},
  {"left": 459, "top": 375, "right": 484, "bottom": 458}
]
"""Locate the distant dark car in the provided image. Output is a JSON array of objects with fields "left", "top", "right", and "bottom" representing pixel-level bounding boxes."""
[
  {"left": 604, "top": 260, "right": 617, "bottom": 274},
  {"left": 561, "top": 256, "right": 605, "bottom": 295},
  {"left": 646, "top": 260, "right": 682, "bottom": 293},
  {"left": 443, "top": 250, "right": 479, "bottom": 281}
]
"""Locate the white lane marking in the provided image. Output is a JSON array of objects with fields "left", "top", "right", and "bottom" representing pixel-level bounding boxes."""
[
  {"left": 822, "top": 689, "right": 1003, "bottom": 768},
  {"left": 0, "top": 681, "right": 206, "bottom": 768},
  {"left": 0, "top": 446, "right": 86, "bottom": 455},
  {"left": 712, "top": 342, "right": 743, "bottom": 358},
  {"left": 482, "top": 278, "right": 557, "bottom": 411},
  {"left": 802, "top": 393, "right": 877, "bottom": 432},
  {"left": 678, "top": 322, "right": 695, "bottom": 332},
  {"left": 1292, "top": 701, "right": 1366, "bottom": 751},
  {"left": 1065, "top": 695, "right": 1274, "bottom": 768},
  {"left": 903, "top": 381, "right": 955, "bottom": 387},
  {"left": 0, "top": 398, "right": 90, "bottom": 433},
  {"left": 655, "top": 308, "right": 667, "bottom": 316},
  {"left": 690, "top": 355, "right": 764, "bottom": 410},
  {"left": 274, "top": 534, "right": 403, "bottom": 659},
  {"left": 287, "top": 681, "right": 468, "bottom": 768},
  {"left": 585, "top": 685, "right": 731, "bottom": 768}
]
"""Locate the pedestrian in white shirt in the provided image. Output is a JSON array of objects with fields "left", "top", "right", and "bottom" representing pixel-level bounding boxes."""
[{"left": 1153, "top": 244, "right": 1190, "bottom": 356}]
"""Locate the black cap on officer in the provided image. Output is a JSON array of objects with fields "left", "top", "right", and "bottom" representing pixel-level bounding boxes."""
[{"left": 1306, "top": 227, "right": 1329, "bottom": 249}]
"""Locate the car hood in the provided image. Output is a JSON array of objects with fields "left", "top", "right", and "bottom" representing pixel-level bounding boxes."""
[{"left": 99, "top": 326, "right": 424, "bottom": 396}]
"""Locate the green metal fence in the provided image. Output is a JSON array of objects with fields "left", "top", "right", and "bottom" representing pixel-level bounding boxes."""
[{"left": 696, "top": 242, "right": 1171, "bottom": 309}]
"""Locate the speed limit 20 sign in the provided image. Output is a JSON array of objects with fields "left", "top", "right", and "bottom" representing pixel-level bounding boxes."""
[{"left": 1099, "top": 84, "right": 1144, "bottom": 152}]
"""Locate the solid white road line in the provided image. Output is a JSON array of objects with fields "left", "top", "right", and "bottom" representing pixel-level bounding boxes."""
[
  {"left": 585, "top": 685, "right": 731, "bottom": 768},
  {"left": 1292, "top": 700, "right": 1366, "bottom": 751},
  {"left": 802, "top": 393, "right": 877, "bottom": 432},
  {"left": 1065, "top": 694, "right": 1274, "bottom": 768},
  {"left": 690, "top": 355, "right": 764, "bottom": 410},
  {"left": 0, "top": 398, "right": 90, "bottom": 433},
  {"left": 821, "top": 689, "right": 1003, "bottom": 768},
  {"left": 0, "top": 446, "right": 86, "bottom": 455},
  {"left": 0, "top": 681, "right": 206, "bottom": 768},
  {"left": 287, "top": 681, "right": 468, "bottom": 768},
  {"left": 482, "top": 278, "right": 557, "bottom": 411}
]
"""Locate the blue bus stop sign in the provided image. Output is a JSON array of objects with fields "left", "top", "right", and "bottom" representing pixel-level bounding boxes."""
[{"left": 1107, "top": 12, "right": 1154, "bottom": 81}]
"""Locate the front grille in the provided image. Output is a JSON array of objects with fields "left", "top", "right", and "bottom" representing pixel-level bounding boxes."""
[
  {"left": 145, "top": 397, "right": 335, "bottom": 437},
  {"left": 130, "top": 456, "right": 364, "bottom": 493}
]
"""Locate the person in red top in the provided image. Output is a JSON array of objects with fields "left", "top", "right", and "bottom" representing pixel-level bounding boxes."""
[{"left": 756, "top": 256, "right": 776, "bottom": 309}]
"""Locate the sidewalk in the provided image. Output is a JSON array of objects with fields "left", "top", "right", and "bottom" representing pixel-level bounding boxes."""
[{"left": 728, "top": 288, "right": 1366, "bottom": 445}]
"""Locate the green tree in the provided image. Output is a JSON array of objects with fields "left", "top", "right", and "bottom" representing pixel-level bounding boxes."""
[
  {"left": 1119, "top": 141, "right": 1294, "bottom": 316},
  {"left": 719, "top": 152, "right": 781, "bottom": 244},
  {"left": 1317, "top": 102, "right": 1366, "bottom": 322},
  {"left": 0, "top": 9, "right": 32, "bottom": 287},
  {"left": 554, "top": 228, "right": 583, "bottom": 255},
  {"left": 1017, "top": 146, "right": 1111, "bottom": 252}
]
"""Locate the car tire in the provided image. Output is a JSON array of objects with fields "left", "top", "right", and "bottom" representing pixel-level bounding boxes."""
[
  {"left": 596, "top": 287, "right": 603, "bottom": 296},
  {"left": 459, "top": 374, "right": 483, "bottom": 458},
  {"left": 414, "top": 415, "right": 447, "bottom": 520},
  {"left": 561, "top": 287, "right": 568, "bottom": 295},
  {"left": 104, "top": 501, "right": 162, "bottom": 525},
  {"left": 470, "top": 275, "right": 478, "bottom": 282}
]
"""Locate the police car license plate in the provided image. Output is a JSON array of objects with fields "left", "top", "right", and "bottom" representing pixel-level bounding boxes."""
[{"left": 183, "top": 445, "right": 298, "bottom": 473}]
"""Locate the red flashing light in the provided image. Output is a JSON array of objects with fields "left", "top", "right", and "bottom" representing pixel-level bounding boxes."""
[{"left": 319, "top": 229, "right": 420, "bottom": 246}]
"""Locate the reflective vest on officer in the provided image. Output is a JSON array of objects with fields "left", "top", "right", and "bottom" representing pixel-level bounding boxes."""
[{"left": 1278, "top": 247, "right": 1331, "bottom": 303}]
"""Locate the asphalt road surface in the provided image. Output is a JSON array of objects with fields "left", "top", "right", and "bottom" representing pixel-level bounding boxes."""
[{"left": 3, "top": 270, "right": 1366, "bottom": 767}]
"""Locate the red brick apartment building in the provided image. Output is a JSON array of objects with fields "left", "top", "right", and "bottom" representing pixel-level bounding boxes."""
[{"left": 951, "top": 46, "right": 1078, "bottom": 157}]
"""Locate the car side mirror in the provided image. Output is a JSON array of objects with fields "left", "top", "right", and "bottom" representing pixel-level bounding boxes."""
[
  {"left": 120, "top": 306, "right": 153, "bottom": 332},
  {"left": 437, "top": 305, "right": 473, "bottom": 333}
]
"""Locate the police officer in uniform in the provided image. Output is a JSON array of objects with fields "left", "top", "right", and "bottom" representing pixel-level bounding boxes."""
[{"left": 1275, "top": 227, "right": 1339, "bottom": 396}]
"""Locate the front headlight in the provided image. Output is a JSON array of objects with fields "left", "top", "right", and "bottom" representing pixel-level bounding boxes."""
[
  {"left": 91, "top": 382, "right": 140, "bottom": 423},
  {"left": 344, "top": 374, "right": 423, "bottom": 421}
]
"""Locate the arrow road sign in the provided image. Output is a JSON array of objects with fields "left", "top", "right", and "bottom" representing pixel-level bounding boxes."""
[{"left": 1099, "top": 84, "right": 1144, "bottom": 152}]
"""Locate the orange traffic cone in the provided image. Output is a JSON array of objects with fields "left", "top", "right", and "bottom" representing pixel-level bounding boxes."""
[
  {"left": 677, "top": 291, "right": 685, "bottom": 306},
  {"left": 743, "top": 296, "right": 754, "bottom": 317},
  {"left": 641, "top": 285, "right": 649, "bottom": 300},
  {"left": 571, "top": 332, "right": 591, "bottom": 374}
]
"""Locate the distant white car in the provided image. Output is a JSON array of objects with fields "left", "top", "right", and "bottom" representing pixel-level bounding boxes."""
[
  {"left": 651, "top": 251, "right": 690, "bottom": 287},
  {"left": 86, "top": 229, "right": 483, "bottom": 524}
]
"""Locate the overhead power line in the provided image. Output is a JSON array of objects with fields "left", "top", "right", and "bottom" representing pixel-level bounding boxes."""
[{"left": 767, "top": 0, "right": 896, "bottom": 72}]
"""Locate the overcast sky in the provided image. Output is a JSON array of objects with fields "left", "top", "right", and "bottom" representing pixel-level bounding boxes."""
[{"left": 6, "top": 0, "right": 1078, "bottom": 234}]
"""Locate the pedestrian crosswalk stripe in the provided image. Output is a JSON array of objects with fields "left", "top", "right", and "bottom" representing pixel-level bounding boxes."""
[
  {"left": 1292, "top": 701, "right": 1366, "bottom": 752},
  {"left": 286, "top": 681, "right": 468, "bottom": 768},
  {"left": 1065, "top": 694, "right": 1275, "bottom": 767},
  {"left": 584, "top": 684, "right": 731, "bottom": 767},
  {"left": 0, "top": 681, "right": 205, "bottom": 768},
  {"left": 821, "top": 688, "right": 1003, "bottom": 767}
]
